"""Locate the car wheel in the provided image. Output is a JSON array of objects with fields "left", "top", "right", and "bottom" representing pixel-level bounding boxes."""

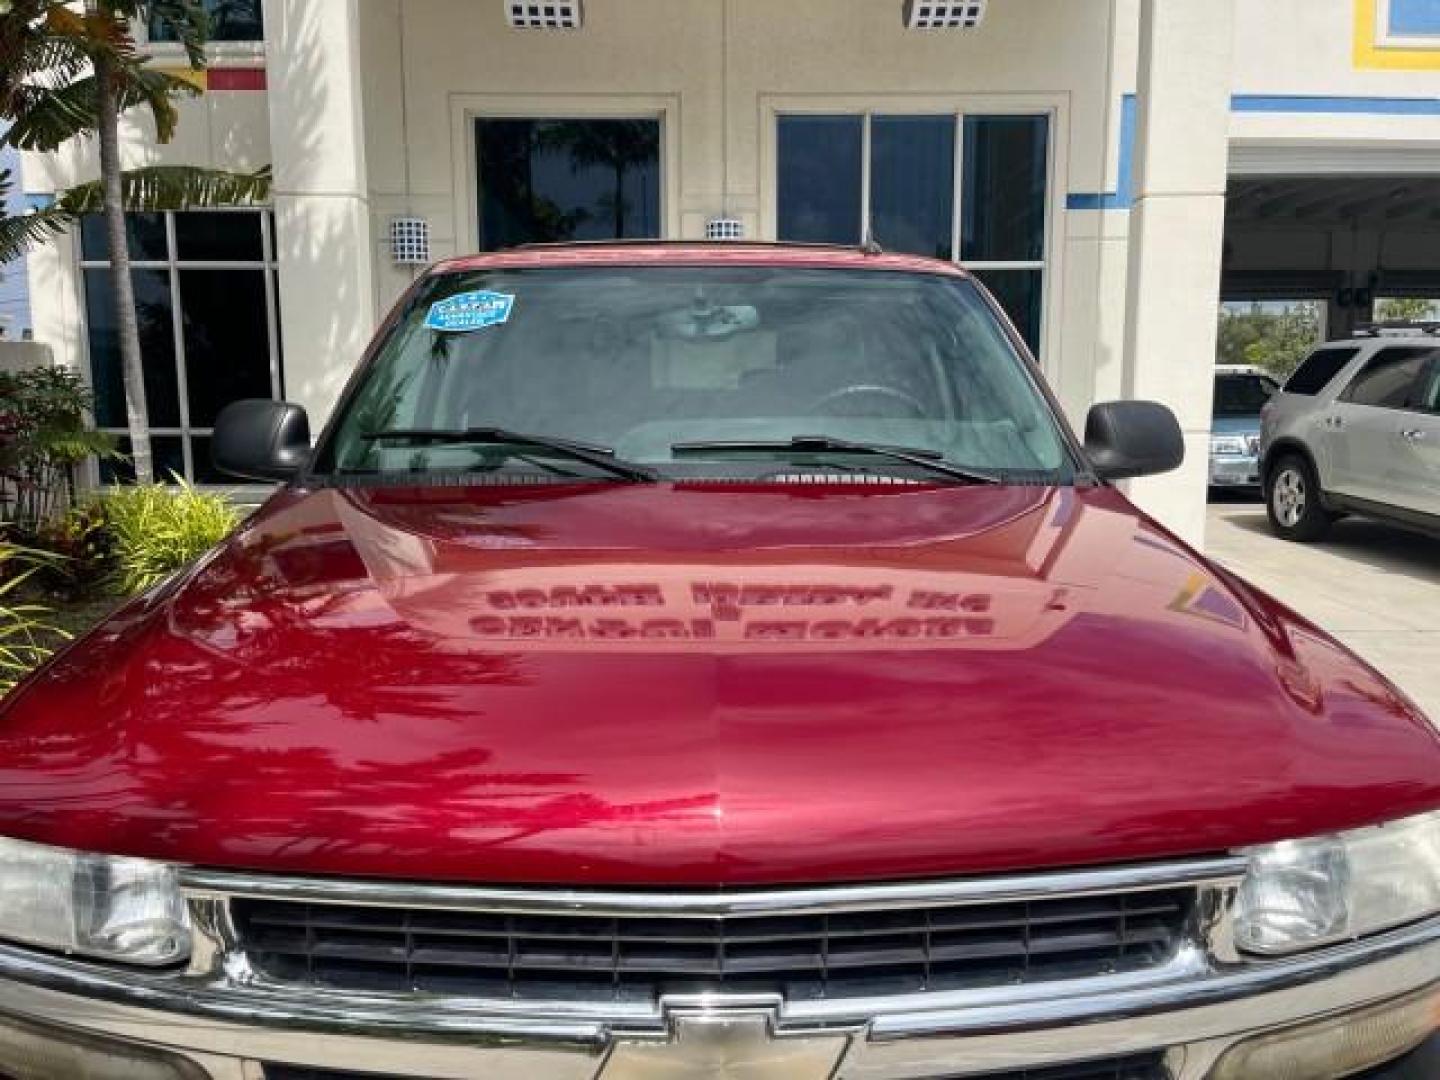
[{"left": 1266, "top": 454, "right": 1332, "bottom": 541}]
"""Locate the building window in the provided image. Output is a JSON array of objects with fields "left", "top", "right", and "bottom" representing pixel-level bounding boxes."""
[
  {"left": 80, "top": 210, "right": 281, "bottom": 484},
  {"left": 777, "top": 112, "right": 1050, "bottom": 352},
  {"left": 150, "top": 0, "right": 264, "bottom": 43},
  {"left": 475, "top": 118, "right": 661, "bottom": 250}
]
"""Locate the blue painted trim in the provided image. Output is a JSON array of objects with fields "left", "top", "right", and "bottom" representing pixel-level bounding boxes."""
[
  {"left": 23, "top": 194, "right": 55, "bottom": 210},
  {"left": 1231, "top": 94, "right": 1440, "bottom": 115},
  {"left": 1066, "top": 94, "right": 1136, "bottom": 211}
]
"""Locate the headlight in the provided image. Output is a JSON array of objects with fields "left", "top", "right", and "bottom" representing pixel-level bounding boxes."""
[
  {"left": 1211, "top": 435, "right": 1248, "bottom": 456},
  {"left": 0, "top": 837, "right": 189, "bottom": 966},
  {"left": 1234, "top": 809, "right": 1440, "bottom": 956}
]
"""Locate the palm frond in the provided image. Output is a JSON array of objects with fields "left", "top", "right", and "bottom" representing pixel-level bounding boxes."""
[
  {"left": 4, "top": 77, "right": 99, "bottom": 151},
  {"left": 144, "top": 0, "right": 210, "bottom": 68},
  {"left": 58, "top": 164, "right": 272, "bottom": 214},
  {"left": 0, "top": 170, "right": 74, "bottom": 263},
  {"left": 0, "top": 206, "right": 72, "bottom": 263},
  {"left": 0, "top": 21, "right": 94, "bottom": 108},
  {"left": 4, "top": 67, "right": 197, "bottom": 151}
]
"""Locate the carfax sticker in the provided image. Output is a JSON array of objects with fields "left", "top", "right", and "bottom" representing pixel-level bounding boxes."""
[{"left": 425, "top": 290, "right": 515, "bottom": 332}]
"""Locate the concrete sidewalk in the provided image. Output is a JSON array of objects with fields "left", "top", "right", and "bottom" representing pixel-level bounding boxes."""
[{"left": 1206, "top": 501, "right": 1440, "bottom": 721}]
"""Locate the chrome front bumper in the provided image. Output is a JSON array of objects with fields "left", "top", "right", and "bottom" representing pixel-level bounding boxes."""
[
  {"left": 1209, "top": 452, "right": 1262, "bottom": 488},
  {"left": 0, "top": 859, "right": 1437, "bottom": 1079}
]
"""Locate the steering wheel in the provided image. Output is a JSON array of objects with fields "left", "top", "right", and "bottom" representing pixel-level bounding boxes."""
[{"left": 807, "top": 384, "right": 929, "bottom": 420}]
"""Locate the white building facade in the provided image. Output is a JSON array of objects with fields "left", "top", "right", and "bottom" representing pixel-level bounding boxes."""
[{"left": 21, "top": 0, "right": 1440, "bottom": 543}]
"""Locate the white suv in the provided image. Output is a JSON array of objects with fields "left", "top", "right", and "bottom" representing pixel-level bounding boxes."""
[{"left": 1260, "top": 326, "right": 1440, "bottom": 541}]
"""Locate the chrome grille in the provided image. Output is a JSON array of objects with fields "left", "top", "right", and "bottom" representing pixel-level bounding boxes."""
[
  {"left": 260, "top": 1055, "right": 1170, "bottom": 1080},
  {"left": 231, "top": 888, "right": 1192, "bottom": 1003},
  {"left": 950, "top": 1055, "right": 1169, "bottom": 1079}
]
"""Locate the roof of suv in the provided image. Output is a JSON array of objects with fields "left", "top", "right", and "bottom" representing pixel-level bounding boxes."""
[{"left": 435, "top": 241, "right": 972, "bottom": 277}]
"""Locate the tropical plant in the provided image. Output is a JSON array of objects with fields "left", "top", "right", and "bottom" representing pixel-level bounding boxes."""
[
  {"left": 1375, "top": 297, "right": 1440, "bottom": 323},
  {"left": 28, "top": 499, "right": 112, "bottom": 598},
  {"left": 1216, "top": 301, "right": 1325, "bottom": 379},
  {"left": 0, "top": 365, "right": 115, "bottom": 531},
  {"left": 0, "top": 0, "right": 271, "bottom": 483},
  {"left": 0, "top": 539, "right": 65, "bottom": 693},
  {"left": 101, "top": 478, "right": 239, "bottom": 595}
]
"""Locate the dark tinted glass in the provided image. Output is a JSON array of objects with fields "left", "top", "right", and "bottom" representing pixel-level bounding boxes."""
[
  {"left": 189, "top": 436, "right": 227, "bottom": 484},
  {"left": 80, "top": 213, "right": 168, "bottom": 261},
  {"left": 175, "top": 212, "right": 264, "bottom": 262},
  {"left": 777, "top": 116, "right": 863, "bottom": 245},
  {"left": 180, "top": 269, "right": 273, "bottom": 426},
  {"left": 1420, "top": 360, "right": 1440, "bottom": 413},
  {"left": 1285, "top": 348, "right": 1358, "bottom": 395},
  {"left": 870, "top": 116, "right": 955, "bottom": 260},
  {"left": 1341, "top": 347, "right": 1436, "bottom": 409},
  {"left": 962, "top": 116, "right": 1049, "bottom": 262},
  {"left": 973, "top": 268, "right": 1043, "bottom": 354},
  {"left": 476, "top": 119, "right": 660, "bottom": 250},
  {"left": 150, "top": 0, "right": 263, "bottom": 42},
  {"left": 1213, "top": 374, "right": 1278, "bottom": 417},
  {"left": 99, "top": 436, "right": 186, "bottom": 485},
  {"left": 84, "top": 268, "right": 180, "bottom": 428}
]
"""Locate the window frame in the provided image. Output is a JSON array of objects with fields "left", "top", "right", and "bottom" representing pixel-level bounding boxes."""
[
  {"left": 77, "top": 209, "right": 284, "bottom": 484},
  {"left": 761, "top": 95, "right": 1062, "bottom": 367},
  {"left": 1338, "top": 345, "right": 1438, "bottom": 412}
]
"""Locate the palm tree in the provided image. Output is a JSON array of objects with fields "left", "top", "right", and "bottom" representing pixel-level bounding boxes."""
[{"left": 0, "top": 0, "right": 269, "bottom": 483}]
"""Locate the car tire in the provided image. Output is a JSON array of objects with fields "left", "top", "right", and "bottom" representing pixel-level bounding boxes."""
[{"left": 1265, "top": 453, "right": 1333, "bottom": 542}]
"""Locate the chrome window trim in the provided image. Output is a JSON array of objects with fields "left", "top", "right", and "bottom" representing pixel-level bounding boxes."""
[{"left": 178, "top": 855, "right": 1248, "bottom": 916}]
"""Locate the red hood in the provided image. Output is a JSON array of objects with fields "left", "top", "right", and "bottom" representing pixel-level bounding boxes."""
[{"left": 2, "top": 481, "right": 1436, "bottom": 886}]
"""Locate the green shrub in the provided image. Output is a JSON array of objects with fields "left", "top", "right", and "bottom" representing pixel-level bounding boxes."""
[
  {"left": 103, "top": 481, "right": 241, "bottom": 596},
  {"left": 0, "top": 542, "right": 66, "bottom": 693},
  {"left": 0, "top": 368, "right": 116, "bottom": 531},
  {"left": 26, "top": 502, "right": 115, "bottom": 600}
]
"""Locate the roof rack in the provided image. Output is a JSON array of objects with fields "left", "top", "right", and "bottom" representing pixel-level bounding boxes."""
[
  {"left": 511, "top": 239, "right": 876, "bottom": 254},
  {"left": 1351, "top": 320, "right": 1440, "bottom": 338}
]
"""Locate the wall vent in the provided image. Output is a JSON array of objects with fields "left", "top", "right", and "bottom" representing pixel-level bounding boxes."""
[
  {"left": 506, "top": 2, "right": 583, "bottom": 29},
  {"left": 706, "top": 217, "right": 744, "bottom": 241},
  {"left": 904, "top": 0, "right": 987, "bottom": 30},
  {"left": 390, "top": 217, "right": 431, "bottom": 265}
]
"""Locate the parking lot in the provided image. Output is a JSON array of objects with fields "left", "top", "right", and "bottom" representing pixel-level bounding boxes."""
[{"left": 1207, "top": 500, "right": 1440, "bottom": 721}]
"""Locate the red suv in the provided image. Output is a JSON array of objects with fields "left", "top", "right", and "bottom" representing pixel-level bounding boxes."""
[{"left": 1, "top": 245, "right": 1436, "bottom": 1080}]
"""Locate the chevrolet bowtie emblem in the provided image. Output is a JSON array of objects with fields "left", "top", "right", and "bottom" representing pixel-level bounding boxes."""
[{"left": 600, "top": 1002, "right": 849, "bottom": 1079}]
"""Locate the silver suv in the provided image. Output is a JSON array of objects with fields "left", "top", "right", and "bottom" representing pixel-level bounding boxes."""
[{"left": 1261, "top": 325, "right": 1440, "bottom": 541}]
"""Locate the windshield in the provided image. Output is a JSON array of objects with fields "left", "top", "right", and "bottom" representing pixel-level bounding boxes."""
[
  {"left": 1213, "top": 373, "right": 1278, "bottom": 418},
  {"left": 318, "top": 266, "right": 1073, "bottom": 482}
]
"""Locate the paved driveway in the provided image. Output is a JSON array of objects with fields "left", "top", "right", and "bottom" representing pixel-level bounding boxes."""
[{"left": 1206, "top": 501, "right": 1440, "bottom": 721}]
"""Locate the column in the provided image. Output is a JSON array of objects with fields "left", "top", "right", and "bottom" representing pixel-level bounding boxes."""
[
  {"left": 262, "top": 0, "right": 377, "bottom": 427},
  {"left": 1121, "top": 0, "right": 1236, "bottom": 546}
]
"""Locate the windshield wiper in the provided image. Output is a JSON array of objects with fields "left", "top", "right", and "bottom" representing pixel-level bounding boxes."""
[
  {"left": 360, "top": 427, "right": 659, "bottom": 482},
  {"left": 670, "top": 435, "right": 1003, "bottom": 485}
]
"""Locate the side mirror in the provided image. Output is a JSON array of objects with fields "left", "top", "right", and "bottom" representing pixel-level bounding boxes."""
[
  {"left": 212, "top": 399, "right": 311, "bottom": 482},
  {"left": 1084, "top": 400, "right": 1184, "bottom": 480}
]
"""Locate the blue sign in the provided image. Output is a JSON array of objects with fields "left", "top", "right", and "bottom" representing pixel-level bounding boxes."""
[
  {"left": 425, "top": 290, "right": 515, "bottom": 332},
  {"left": 1390, "top": 0, "right": 1440, "bottom": 35}
]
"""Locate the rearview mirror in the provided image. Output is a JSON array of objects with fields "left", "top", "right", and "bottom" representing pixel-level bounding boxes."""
[
  {"left": 212, "top": 399, "right": 311, "bottom": 482},
  {"left": 1084, "top": 400, "right": 1184, "bottom": 480}
]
